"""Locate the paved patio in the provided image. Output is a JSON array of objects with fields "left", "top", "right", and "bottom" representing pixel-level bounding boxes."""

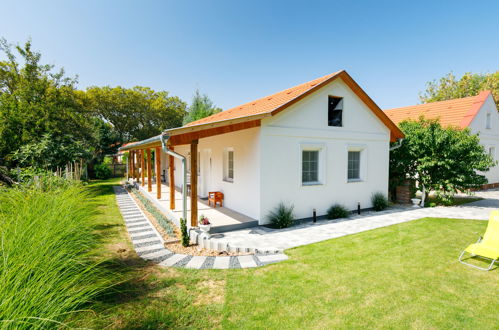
[{"left": 198, "top": 191, "right": 499, "bottom": 252}]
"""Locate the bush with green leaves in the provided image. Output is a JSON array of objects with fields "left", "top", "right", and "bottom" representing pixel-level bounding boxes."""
[
  {"left": 0, "top": 184, "right": 113, "bottom": 328},
  {"left": 267, "top": 202, "right": 295, "bottom": 229},
  {"left": 94, "top": 163, "right": 112, "bottom": 179},
  {"left": 371, "top": 192, "right": 389, "bottom": 211},
  {"left": 327, "top": 204, "right": 350, "bottom": 219},
  {"left": 9, "top": 167, "right": 79, "bottom": 191},
  {"left": 180, "top": 218, "right": 189, "bottom": 247}
]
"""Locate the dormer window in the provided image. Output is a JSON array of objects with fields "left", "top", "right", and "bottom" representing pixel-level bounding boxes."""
[
  {"left": 328, "top": 96, "right": 343, "bottom": 127},
  {"left": 486, "top": 113, "right": 491, "bottom": 129}
]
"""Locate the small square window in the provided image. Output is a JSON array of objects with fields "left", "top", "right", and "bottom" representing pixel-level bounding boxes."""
[
  {"left": 328, "top": 96, "right": 343, "bottom": 127},
  {"left": 302, "top": 150, "right": 319, "bottom": 184},
  {"left": 348, "top": 151, "right": 360, "bottom": 180}
]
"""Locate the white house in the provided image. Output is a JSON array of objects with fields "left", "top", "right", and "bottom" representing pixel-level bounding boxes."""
[
  {"left": 385, "top": 91, "right": 499, "bottom": 185},
  {"left": 121, "top": 71, "right": 404, "bottom": 230}
]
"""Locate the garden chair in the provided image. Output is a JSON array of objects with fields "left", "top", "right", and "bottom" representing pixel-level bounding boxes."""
[
  {"left": 208, "top": 191, "right": 224, "bottom": 208},
  {"left": 458, "top": 211, "right": 499, "bottom": 271}
]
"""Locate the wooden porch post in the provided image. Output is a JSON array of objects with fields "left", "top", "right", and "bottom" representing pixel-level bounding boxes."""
[
  {"left": 169, "top": 145, "right": 175, "bottom": 210},
  {"left": 146, "top": 148, "right": 152, "bottom": 192},
  {"left": 127, "top": 151, "right": 131, "bottom": 179},
  {"left": 190, "top": 140, "right": 198, "bottom": 227},
  {"left": 140, "top": 149, "right": 145, "bottom": 187},
  {"left": 131, "top": 151, "right": 135, "bottom": 181},
  {"left": 155, "top": 147, "right": 161, "bottom": 199}
]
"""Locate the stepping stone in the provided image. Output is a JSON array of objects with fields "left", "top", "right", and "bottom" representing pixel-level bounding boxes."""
[
  {"left": 142, "top": 249, "right": 172, "bottom": 261},
  {"left": 159, "top": 254, "right": 188, "bottom": 267},
  {"left": 130, "top": 233, "right": 157, "bottom": 240},
  {"left": 134, "top": 239, "right": 162, "bottom": 248},
  {"left": 135, "top": 243, "right": 165, "bottom": 254},
  {"left": 212, "top": 256, "right": 231, "bottom": 269},
  {"left": 238, "top": 255, "right": 257, "bottom": 268},
  {"left": 128, "top": 228, "right": 154, "bottom": 235},
  {"left": 257, "top": 254, "right": 288, "bottom": 263},
  {"left": 132, "top": 236, "right": 160, "bottom": 245},
  {"left": 185, "top": 256, "right": 207, "bottom": 269},
  {"left": 128, "top": 223, "right": 151, "bottom": 229}
]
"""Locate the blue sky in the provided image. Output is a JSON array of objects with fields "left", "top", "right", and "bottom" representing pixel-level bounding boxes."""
[{"left": 1, "top": 0, "right": 498, "bottom": 110}]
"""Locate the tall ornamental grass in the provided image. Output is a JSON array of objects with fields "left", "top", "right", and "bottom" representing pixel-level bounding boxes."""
[{"left": 0, "top": 185, "right": 111, "bottom": 329}]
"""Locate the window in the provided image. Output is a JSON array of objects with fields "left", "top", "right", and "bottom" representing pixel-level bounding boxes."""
[
  {"left": 486, "top": 113, "right": 491, "bottom": 129},
  {"left": 302, "top": 150, "right": 319, "bottom": 184},
  {"left": 489, "top": 147, "right": 495, "bottom": 160},
  {"left": 348, "top": 151, "right": 361, "bottom": 181},
  {"left": 223, "top": 148, "right": 234, "bottom": 182},
  {"left": 328, "top": 96, "right": 343, "bottom": 127}
]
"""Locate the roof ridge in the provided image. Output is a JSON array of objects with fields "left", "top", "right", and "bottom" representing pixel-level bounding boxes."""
[{"left": 385, "top": 91, "right": 493, "bottom": 112}]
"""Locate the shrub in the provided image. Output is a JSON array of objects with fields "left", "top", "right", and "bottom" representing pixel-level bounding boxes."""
[
  {"left": 327, "top": 204, "right": 350, "bottom": 219},
  {"left": 267, "top": 202, "right": 295, "bottom": 229},
  {"left": 180, "top": 218, "right": 189, "bottom": 247},
  {"left": 0, "top": 185, "right": 112, "bottom": 328},
  {"left": 94, "top": 163, "right": 112, "bottom": 179},
  {"left": 371, "top": 192, "right": 389, "bottom": 211}
]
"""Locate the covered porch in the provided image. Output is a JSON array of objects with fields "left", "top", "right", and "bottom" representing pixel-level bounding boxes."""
[
  {"left": 120, "top": 118, "right": 262, "bottom": 233},
  {"left": 137, "top": 182, "right": 257, "bottom": 233}
]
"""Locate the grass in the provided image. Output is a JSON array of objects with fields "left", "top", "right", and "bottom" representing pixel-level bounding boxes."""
[
  {"left": 0, "top": 182, "right": 116, "bottom": 329},
  {"left": 58, "top": 180, "right": 499, "bottom": 328}
]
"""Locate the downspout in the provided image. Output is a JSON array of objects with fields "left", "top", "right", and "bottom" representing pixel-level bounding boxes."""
[
  {"left": 389, "top": 138, "right": 404, "bottom": 151},
  {"left": 160, "top": 134, "right": 188, "bottom": 221}
]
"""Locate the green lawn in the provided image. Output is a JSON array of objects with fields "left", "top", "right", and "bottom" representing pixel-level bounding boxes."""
[{"left": 76, "top": 179, "right": 499, "bottom": 329}]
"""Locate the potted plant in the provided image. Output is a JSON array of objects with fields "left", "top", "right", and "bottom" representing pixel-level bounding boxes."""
[{"left": 199, "top": 215, "right": 211, "bottom": 238}]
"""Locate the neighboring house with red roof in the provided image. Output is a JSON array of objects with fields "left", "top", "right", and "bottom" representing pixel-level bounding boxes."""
[
  {"left": 121, "top": 71, "right": 403, "bottom": 228},
  {"left": 384, "top": 91, "right": 499, "bottom": 184}
]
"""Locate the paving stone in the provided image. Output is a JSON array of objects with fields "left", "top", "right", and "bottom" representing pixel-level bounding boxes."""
[
  {"left": 185, "top": 256, "right": 207, "bottom": 269},
  {"left": 212, "top": 256, "right": 231, "bottom": 269},
  {"left": 201, "top": 256, "right": 215, "bottom": 269},
  {"left": 133, "top": 239, "right": 162, "bottom": 248},
  {"left": 130, "top": 233, "right": 157, "bottom": 241},
  {"left": 238, "top": 255, "right": 257, "bottom": 268},
  {"left": 128, "top": 223, "right": 151, "bottom": 229},
  {"left": 142, "top": 249, "right": 172, "bottom": 261},
  {"left": 229, "top": 256, "right": 241, "bottom": 269},
  {"left": 160, "top": 254, "right": 189, "bottom": 267},
  {"left": 137, "top": 247, "right": 165, "bottom": 256},
  {"left": 128, "top": 228, "right": 154, "bottom": 235},
  {"left": 135, "top": 243, "right": 165, "bottom": 254}
]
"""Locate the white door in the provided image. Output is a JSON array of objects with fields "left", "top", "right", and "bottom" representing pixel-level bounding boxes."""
[{"left": 200, "top": 149, "right": 212, "bottom": 197}]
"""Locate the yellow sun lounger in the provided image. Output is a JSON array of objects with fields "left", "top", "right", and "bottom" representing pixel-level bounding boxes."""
[{"left": 459, "top": 211, "right": 499, "bottom": 271}]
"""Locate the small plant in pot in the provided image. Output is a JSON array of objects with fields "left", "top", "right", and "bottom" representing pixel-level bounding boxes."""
[{"left": 199, "top": 215, "right": 211, "bottom": 238}]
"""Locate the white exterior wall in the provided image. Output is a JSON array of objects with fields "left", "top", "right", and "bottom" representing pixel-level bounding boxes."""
[
  {"left": 259, "top": 78, "right": 391, "bottom": 222},
  {"left": 170, "top": 127, "right": 261, "bottom": 220},
  {"left": 468, "top": 95, "right": 499, "bottom": 183}
]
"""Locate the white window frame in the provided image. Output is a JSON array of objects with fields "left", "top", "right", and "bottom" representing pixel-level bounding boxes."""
[
  {"left": 486, "top": 113, "right": 491, "bottom": 129},
  {"left": 300, "top": 143, "right": 326, "bottom": 186},
  {"left": 223, "top": 147, "right": 234, "bottom": 183},
  {"left": 346, "top": 145, "right": 367, "bottom": 183},
  {"left": 489, "top": 146, "right": 495, "bottom": 161}
]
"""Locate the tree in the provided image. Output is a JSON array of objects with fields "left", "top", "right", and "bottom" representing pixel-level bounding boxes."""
[
  {"left": 420, "top": 71, "right": 498, "bottom": 104},
  {"left": 85, "top": 86, "right": 186, "bottom": 142},
  {"left": 390, "top": 118, "right": 495, "bottom": 206},
  {"left": 183, "top": 89, "right": 222, "bottom": 124},
  {"left": 0, "top": 38, "right": 95, "bottom": 167}
]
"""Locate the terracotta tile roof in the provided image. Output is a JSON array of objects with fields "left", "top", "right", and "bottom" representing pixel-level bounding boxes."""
[
  {"left": 186, "top": 71, "right": 343, "bottom": 126},
  {"left": 384, "top": 91, "right": 492, "bottom": 129}
]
